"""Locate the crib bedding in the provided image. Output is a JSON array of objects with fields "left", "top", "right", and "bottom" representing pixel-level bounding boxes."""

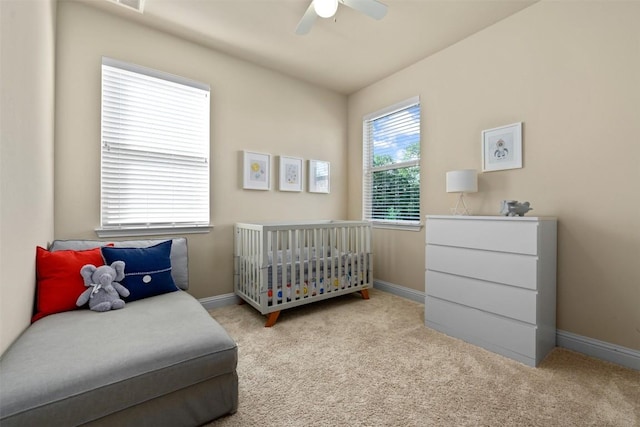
[
  {"left": 234, "top": 221, "right": 372, "bottom": 326},
  {"left": 238, "top": 252, "right": 368, "bottom": 302},
  {"left": 265, "top": 252, "right": 368, "bottom": 303}
]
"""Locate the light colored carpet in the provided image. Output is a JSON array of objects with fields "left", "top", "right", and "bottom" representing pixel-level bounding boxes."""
[{"left": 208, "top": 289, "right": 639, "bottom": 426}]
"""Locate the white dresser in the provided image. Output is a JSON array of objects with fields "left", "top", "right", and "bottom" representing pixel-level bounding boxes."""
[{"left": 425, "top": 215, "right": 557, "bottom": 367}]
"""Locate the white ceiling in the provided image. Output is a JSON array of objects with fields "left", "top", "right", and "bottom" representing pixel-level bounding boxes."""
[{"left": 78, "top": 0, "right": 537, "bottom": 94}]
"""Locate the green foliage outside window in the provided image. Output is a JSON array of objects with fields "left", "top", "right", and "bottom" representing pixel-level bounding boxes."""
[{"left": 372, "top": 142, "right": 420, "bottom": 222}]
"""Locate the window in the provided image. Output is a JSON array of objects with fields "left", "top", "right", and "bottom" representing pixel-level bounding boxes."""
[
  {"left": 363, "top": 96, "right": 421, "bottom": 228},
  {"left": 99, "top": 57, "right": 210, "bottom": 237}
]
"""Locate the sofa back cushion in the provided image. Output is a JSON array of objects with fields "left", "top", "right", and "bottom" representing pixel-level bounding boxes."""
[{"left": 49, "top": 238, "right": 189, "bottom": 290}]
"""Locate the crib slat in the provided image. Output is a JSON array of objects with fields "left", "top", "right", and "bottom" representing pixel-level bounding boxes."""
[
  {"left": 242, "top": 228, "right": 248, "bottom": 296},
  {"left": 332, "top": 227, "right": 336, "bottom": 291},
  {"left": 245, "top": 228, "right": 250, "bottom": 298},
  {"left": 337, "top": 226, "right": 343, "bottom": 291},
  {"left": 297, "top": 229, "right": 302, "bottom": 299},
  {"left": 358, "top": 226, "right": 363, "bottom": 286},
  {"left": 352, "top": 226, "right": 358, "bottom": 288},
  {"left": 293, "top": 228, "right": 299, "bottom": 300},
  {"left": 253, "top": 228, "right": 258, "bottom": 299},
  {"left": 272, "top": 230, "right": 279, "bottom": 307},
  {"left": 299, "top": 228, "right": 304, "bottom": 299},
  {"left": 241, "top": 227, "right": 246, "bottom": 296},
  {"left": 313, "top": 228, "right": 319, "bottom": 297},
  {"left": 286, "top": 229, "right": 291, "bottom": 302}
]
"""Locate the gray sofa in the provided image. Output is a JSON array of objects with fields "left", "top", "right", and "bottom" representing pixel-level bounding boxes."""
[{"left": 0, "top": 238, "right": 238, "bottom": 426}]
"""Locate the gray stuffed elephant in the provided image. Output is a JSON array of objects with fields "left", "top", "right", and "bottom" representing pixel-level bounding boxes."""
[
  {"left": 76, "top": 261, "right": 130, "bottom": 312},
  {"left": 499, "top": 200, "right": 533, "bottom": 217}
]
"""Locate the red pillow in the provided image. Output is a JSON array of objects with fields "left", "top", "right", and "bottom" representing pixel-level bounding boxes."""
[{"left": 33, "top": 246, "right": 106, "bottom": 322}]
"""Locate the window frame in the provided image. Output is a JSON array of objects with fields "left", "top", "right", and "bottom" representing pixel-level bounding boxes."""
[
  {"left": 362, "top": 96, "right": 422, "bottom": 231},
  {"left": 96, "top": 57, "right": 212, "bottom": 238}
]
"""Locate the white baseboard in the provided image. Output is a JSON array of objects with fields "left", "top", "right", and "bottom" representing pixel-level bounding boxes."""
[
  {"left": 373, "top": 279, "right": 639, "bottom": 371},
  {"left": 556, "top": 330, "right": 639, "bottom": 371},
  {"left": 199, "top": 292, "right": 239, "bottom": 311},
  {"left": 373, "top": 279, "right": 425, "bottom": 304}
]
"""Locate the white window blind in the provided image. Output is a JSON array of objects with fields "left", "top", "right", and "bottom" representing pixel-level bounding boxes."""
[
  {"left": 363, "top": 96, "right": 421, "bottom": 226},
  {"left": 100, "top": 57, "right": 210, "bottom": 233}
]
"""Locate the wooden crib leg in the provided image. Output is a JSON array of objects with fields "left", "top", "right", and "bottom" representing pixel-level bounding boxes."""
[
  {"left": 360, "top": 289, "right": 370, "bottom": 300},
  {"left": 264, "top": 311, "right": 281, "bottom": 327}
]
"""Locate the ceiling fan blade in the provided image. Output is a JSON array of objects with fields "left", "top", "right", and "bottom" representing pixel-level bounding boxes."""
[
  {"left": 341, "top": 0, "right": 388, "bottom": 20},
  {"left": 295, "top": 2, "right": 318, "bottom": 35}
]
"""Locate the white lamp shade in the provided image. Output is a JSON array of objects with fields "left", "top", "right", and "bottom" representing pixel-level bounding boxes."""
[
  {"left": 314, "top": 0, "right": 338, "bottom": 18},
  {"left": 446, "top": 169, "right": 478, "bottom": 193}
]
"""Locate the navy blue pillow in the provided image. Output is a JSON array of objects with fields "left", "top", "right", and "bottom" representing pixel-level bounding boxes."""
[{"left": 101, "top": 240, "right": 178, "bottom": 302}]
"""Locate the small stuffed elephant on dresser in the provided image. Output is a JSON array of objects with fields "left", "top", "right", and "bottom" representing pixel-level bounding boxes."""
[
  {"left": 499, "top": 200, "right": 533, "bottom": 217},
  {"left": 77, "top": 261, "right": 130, "bottom": 312}
]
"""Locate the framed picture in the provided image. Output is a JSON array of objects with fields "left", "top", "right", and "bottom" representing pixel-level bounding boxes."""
[
  {"left": 243, "top": 151, "right": 271, "bottom": 190},
  {"left": 481, "top": 122, "right": 523, "bottom": 172},
  {"left": 279, "top": 156, "right": 303, "bottom": 192},
  {"left": 308, "top": 159, "right": 330, "bottom": 193}
]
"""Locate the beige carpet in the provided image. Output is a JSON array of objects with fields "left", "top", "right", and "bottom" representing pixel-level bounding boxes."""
[{"left": 207, "top": 289, "right": 639, "bottom": 426}]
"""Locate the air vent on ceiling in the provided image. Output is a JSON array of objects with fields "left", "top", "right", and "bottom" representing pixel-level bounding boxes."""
[{"left": 108, "top": 0, "right": 145, "bottom": 13}]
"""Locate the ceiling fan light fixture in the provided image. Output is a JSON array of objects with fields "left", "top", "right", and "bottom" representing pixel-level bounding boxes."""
[{"left": 313, "top": 0, "right": 339, "bottom": 18}]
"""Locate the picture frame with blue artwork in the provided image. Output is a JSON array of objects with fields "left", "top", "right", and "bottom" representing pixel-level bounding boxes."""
[{"left": 279, "top": 156, "right": 303, "bottom": 192}]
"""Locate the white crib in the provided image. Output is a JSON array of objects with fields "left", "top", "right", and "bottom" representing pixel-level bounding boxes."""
[{"left": 234, "top": 221, "right": 372, "bottom": 326}]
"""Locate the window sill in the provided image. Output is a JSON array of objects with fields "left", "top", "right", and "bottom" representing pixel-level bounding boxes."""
[
  {"left": 371, "top": 222, "right": 423, "bottom": 232},
  {"left": 95, "top": 224, "right": 213, "bottom": 238}
]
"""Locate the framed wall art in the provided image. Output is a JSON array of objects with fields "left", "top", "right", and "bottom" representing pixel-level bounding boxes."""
[
  {"left": 481, "top": 122, "right": 523, "bottom": 172},
  {"left": 243, "top": 150, "right": 271, "bottom": 190},
  {"left": 308, "top": 159, "right": 330, "bottom": 193},
  {"left": 279, "top": 156, "right": 303, "bottom": 192}
]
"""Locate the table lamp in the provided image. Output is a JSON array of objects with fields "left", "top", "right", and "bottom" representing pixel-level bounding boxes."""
[{"left": 446, "top": 169, "right": 477, "bottom": 215}]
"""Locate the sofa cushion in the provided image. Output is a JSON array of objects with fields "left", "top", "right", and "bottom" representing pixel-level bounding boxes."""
[
  {"left": 101, "top": 240, "right": 178, "bottom": 302},
  {"left": 0, "top": 291, "right": 238, "bottom": 426},
  {"left": 32, "top": 246, "right": 106, "bottom": 322},
  {"left": 49, "top": 238, "right": 189, "bottom": 290}
]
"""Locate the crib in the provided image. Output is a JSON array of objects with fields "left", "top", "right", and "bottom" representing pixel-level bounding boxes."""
[{"left": 234, "top": 221, "right": 372, "bottom": 326}]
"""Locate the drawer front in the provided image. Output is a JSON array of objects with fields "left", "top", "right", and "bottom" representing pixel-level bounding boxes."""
[
  {"left": 427, "top": 245, "right": 538, "bottom": 290},
  {"left": 426, "top": 270, "right": 537, "bottom": 324},
  {"left": 425, "top": 297, "right": 536, "bottom": 358},
  {"left": 426, "top": 218, "right": 539, "bottom": 255}
]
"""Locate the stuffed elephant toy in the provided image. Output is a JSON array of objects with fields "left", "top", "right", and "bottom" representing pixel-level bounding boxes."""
[
  {"left": 500, "top": 200, "right": 533, "bottom": 217},
  {"left": 76, "top": 261, "right": 130, "bottom": 312}
]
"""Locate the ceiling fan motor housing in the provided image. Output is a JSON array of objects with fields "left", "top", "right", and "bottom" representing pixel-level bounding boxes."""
[{"left": 314, "top": 0, "right": 339, "bottom": 18}]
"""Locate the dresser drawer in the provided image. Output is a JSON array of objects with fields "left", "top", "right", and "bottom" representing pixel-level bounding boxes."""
[
  {"left": 425, "top": 297, "right": 536, "bottom": 359},
  {"left": 427, "top": 244, "right": 538, "bottom": 290},
  {"left": 426, "top": 270, "right": 537, "bottom": 323},
  {"left": 426, "top": 218, "right": 539, "bottom": 255}
]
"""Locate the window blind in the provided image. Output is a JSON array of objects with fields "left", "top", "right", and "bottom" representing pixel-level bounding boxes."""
[
  {"left": 100, "top": 57, "right": 210, "bottom": 230},
  {"left": 363, "top": 97, "right": 421, "bottom": 225}
]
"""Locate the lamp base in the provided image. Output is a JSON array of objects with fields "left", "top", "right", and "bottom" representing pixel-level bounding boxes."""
[{"left": 450, "top": 193, "right": 472, "bottom": 215}]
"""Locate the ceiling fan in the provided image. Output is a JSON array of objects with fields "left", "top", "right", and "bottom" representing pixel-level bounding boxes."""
[{"left": 296, "top": 0, "right": 388, "bottom": 35}]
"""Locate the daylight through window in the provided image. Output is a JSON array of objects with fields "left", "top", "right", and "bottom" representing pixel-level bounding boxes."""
[
  {"left": 100, "top": 57, "right": 210, "bottom": 234},
  {"left": 363, "top": 96, "right": 421, "bottom": 226}
]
